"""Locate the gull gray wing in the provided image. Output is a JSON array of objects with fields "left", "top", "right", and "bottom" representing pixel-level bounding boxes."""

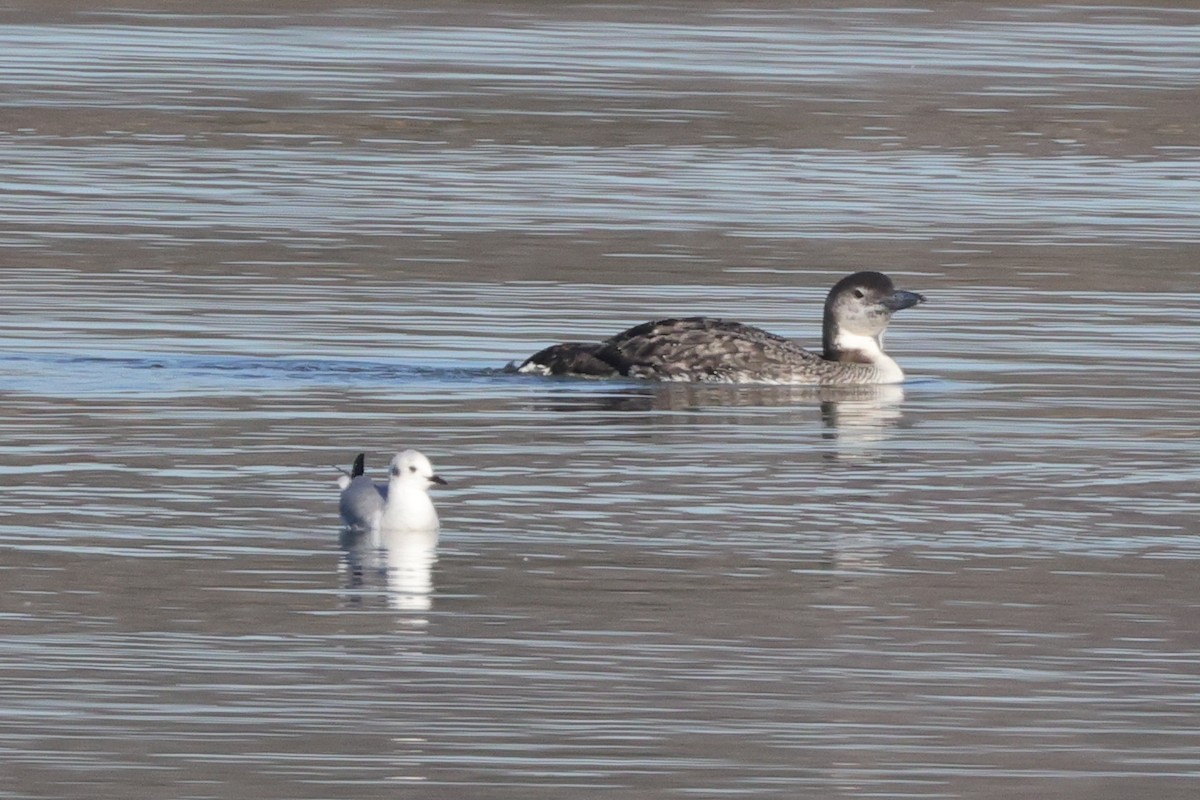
[{"left": 339, "top": 475, "right": 387, "bottom": 531}]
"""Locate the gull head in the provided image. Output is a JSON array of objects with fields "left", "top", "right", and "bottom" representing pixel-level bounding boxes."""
[{"left": 389, "top": 449, "right": 448, "bottom": 489}]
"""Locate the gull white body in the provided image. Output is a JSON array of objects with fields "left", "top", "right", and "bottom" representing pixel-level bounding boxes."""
[{"left": 337, "top": 450, "right": 445, "bottom": 536}]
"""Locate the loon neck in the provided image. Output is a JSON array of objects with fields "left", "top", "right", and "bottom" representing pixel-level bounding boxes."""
[
  {"left": 823, "top": 328, "right": 904, "bottom": 383},
  {"left": 824, "top": 326, "right": 883, "bottom": 363}
]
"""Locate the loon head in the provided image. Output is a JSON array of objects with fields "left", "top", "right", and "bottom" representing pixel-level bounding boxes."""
[
  {"left": 822, "top": 271, "right": 925, "bottom": 363},
  {"left": 389, "top": 449, "right": 448, "bottom": 489}
]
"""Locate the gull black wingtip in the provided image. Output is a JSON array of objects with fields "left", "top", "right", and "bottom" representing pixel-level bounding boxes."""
[{"left": 335, "top": 452, "right": 368, "bottom": 478}]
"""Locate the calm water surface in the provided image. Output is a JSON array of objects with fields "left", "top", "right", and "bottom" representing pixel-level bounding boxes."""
[{"left": 1, "top": 3, "right": 1199, "bottom": 799}]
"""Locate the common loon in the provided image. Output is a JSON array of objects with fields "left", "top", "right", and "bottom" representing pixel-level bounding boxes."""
[
  {"left": 337, "top": 450, "right": 447, "bottom": 533},
  {"left": 515, "top": 271, "right": 926, "bottom": 385}
]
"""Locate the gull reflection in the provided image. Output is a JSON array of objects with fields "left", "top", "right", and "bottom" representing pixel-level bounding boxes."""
[
  {"left": 339, "top": 526, "right": 439, "bottom": 613},
  {"left": 380, "top": 526, "right": 438, "bottom": 611}
]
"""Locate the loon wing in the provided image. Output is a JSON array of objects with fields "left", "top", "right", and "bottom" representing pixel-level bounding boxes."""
[{"left": 597, "top": 317, "right": 821, "bottom": 380}]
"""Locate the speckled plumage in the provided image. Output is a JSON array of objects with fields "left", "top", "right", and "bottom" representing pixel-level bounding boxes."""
[{"left": 516, "top": 271, "right": 925, "bottom": 385}]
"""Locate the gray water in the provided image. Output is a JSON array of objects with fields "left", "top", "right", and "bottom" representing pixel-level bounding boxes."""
[{"left": 2, "top": 3, "right": 1199, "bottom": 799}]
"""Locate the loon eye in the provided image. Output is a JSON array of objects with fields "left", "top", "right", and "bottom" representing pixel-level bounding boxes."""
[{"left": 853, "top": 289, "right": 865, "bottom": 299}]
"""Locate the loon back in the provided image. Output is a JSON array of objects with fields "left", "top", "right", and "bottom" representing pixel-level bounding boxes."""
[
  {"left": 517, "top": 342, "right": 621, "bottom": 378},
  {"left": 521, "top": 317, "right": 850, "bottom": 383},
  {"left": 598, "top": 317, "right": 825, "bottom": 382}
]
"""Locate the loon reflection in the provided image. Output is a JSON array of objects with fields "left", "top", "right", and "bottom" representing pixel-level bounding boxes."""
[{"left": 517, "top": 383, "right": 910, "bottom": 463}]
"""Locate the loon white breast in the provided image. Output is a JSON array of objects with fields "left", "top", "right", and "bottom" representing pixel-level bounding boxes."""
[
  {"left": 515, "top": 271, "right": 926, "bottom": 385},
  {"left": 337, "top": 450, "right": 447, "bottom": 534}
]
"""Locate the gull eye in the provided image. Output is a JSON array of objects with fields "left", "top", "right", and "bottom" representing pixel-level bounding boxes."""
[
  {"left": 853, "top": 289, "right": 865, "bottom": 299},
  {"left": 409, "top": 465, "right": 417, "bottom": 473}
]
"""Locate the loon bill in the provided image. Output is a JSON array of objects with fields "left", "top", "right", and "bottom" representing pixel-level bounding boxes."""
[{"left": 515, "top": 271, "right": 926, "bottom": 385}]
